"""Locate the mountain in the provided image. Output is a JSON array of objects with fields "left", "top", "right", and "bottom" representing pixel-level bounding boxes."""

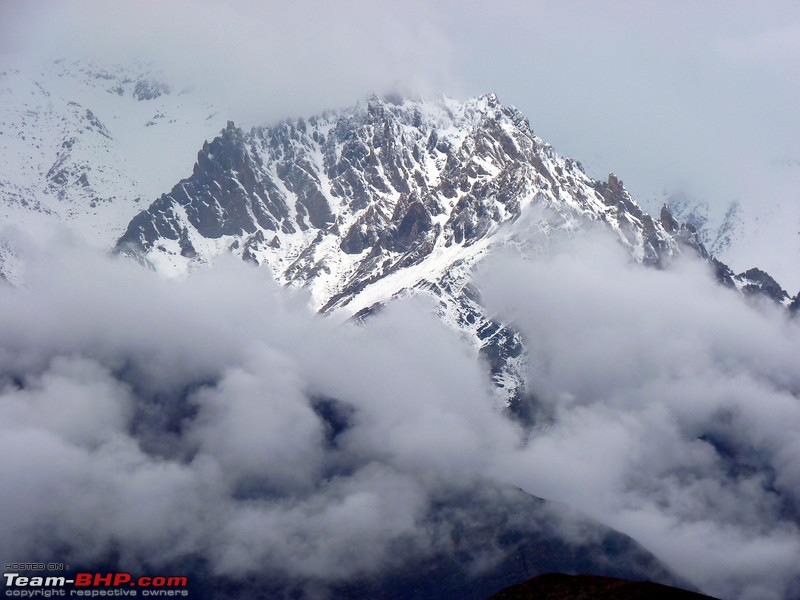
[
  {"left": 0, "top": 57, "right": 227, "bottom": 249},
  {"left": 112, "top": 93, "right": 708, "bottom": 408},
  {"left": 665, "top": 192, "right": 741, "bottom": 258},
  {"left": 666, "top": 187, "right": 800, "bottom": 296},
  {"left": 112, "top": 92, "right": 797, "bottom": 411},
  {"left": 1, "top": 59, "right": 793, "bottom": 405},
  {"left": 115, "top": 94, "right": 685, "bottom": 289},
  {"left": 1, "top": 57, "right": 789, "bottom": 324}
]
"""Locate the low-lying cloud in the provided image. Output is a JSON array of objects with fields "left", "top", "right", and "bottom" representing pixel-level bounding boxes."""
[
  {"left": 479, "top": 227, "right": 800, "bottom": 600},
  {"left": 0, "top": 231, "right": 520, "bottom": 587},
  {"left": 1, "top": 225, "right": 799, "bottom": 599}
]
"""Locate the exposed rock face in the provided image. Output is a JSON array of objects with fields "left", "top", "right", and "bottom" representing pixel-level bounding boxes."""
[
  {"left": 790, "top": 292, "right": 800, "bottom": 314},
  {"left": 116, "top": 94, "right": 693, "bottom": 406},
  {"left": 114, "top": 94, "right": 786, "bottom": 406},
  {"left": 133, "top": 78, "right": 171, "bottom": 101},
  {"left": 734, "top": 267, "right": 790, "bottom": 305},
  {"left": 117, "top": 94, "right": 684, "bottom": 288}
]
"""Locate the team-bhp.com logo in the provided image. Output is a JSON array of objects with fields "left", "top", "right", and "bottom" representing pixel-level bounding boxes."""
[{"left": 3, "top": 568, "right": 189, "bottom": 597}]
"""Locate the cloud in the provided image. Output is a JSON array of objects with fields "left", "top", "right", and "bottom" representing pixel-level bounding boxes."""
[
  {"left": 0, "top": 232, "right": 519, "bottom": 587},
  {"left": 1, "top": 223, "right": 800, "bottom": 598},
  {"left": 477, "top": 227, "right": 800, "bottom": 600},
  {"left": 715, "top": 21, "right": 800, "bottom": 70}
]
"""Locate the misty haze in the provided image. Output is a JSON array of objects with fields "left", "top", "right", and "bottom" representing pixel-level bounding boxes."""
[{"left": 1, "top": 2, "right": 799, "bottom": 600}]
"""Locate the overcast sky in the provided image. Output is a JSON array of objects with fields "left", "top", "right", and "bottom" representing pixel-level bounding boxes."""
[{"left": 4, "top": 0, "right": 799, "bottom": 220}]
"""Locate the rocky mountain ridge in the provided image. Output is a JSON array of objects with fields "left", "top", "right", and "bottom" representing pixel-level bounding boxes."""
[
  {"left": 114, "top": 94, "right": 682, "bottom": 405},
  {"left": 113, "top": 93, "right": 799, "bottom": 408}
]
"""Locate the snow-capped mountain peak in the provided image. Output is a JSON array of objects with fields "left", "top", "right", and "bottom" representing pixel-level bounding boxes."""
[{"left": 113, "top": 93, "right": 696, "bottom": 406}]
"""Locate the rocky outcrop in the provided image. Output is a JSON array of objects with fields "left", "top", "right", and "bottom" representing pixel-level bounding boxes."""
[
  {"left": 790, "top": 292, "right": 800, "bottom": 314},
  {"left": 734, "top": 267, "right": 790, "bottom": 305}
]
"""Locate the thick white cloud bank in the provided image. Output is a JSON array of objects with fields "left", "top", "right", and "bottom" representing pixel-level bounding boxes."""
[
  {"left": 0, "top": 224, "right": 799, "bottom": 599},
  {"left": 478, "top": 229, "right": 800, "bottom": 599},
  {"left": 0, "top": 229, "right": 520, "bottom": 585}
]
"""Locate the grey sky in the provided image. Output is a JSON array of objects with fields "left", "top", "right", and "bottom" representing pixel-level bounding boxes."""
[
  {"left": 2, "top": 0, "right": 798, "bottom": 295},
  {"left": 3, "top": 0, "right": 799, "bottom": 239},
  {"left": 441, "top": 1, "right": 800, "bottom": 197}
]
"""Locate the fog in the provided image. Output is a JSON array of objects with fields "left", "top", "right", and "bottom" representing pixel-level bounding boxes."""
[
  {"left": 5, "top": 0, "right": 800, "bottom": 188},
  {"left": 0, "top": 223, "right": 799, "bottom": 599}
]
